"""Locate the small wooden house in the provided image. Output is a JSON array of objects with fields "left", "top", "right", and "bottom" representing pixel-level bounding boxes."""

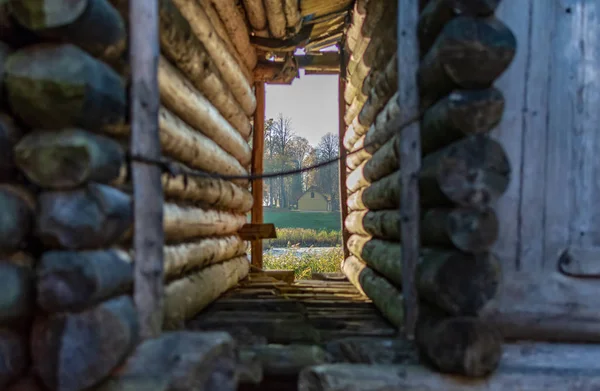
[
  {"left": 1, "top": 0, "right": 600, "bottom": 390},
  {"left": 297, "top": 186, "right": 330, "bottom": 212}
]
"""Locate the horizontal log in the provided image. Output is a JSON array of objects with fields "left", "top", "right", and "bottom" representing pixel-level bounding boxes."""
[
  {"left": 199, "top": 0, "right": 253, "bottom": 83},
  {"left": 421, "top": 87, "right": 505, "bottom": 154},
  {"left": 419, "top": 16, "right": 517, "bottom": 108},
  {"left": 0, "top": 185, "right": 34, "bottom": 254},
  {"left": 0, "top": 329, "right": 28, "bottom": 389},
  {"left": 348, "top": 135, "right": 510, "bottom": 210},
  {"left": 95, "top": 331, "right": 237, "bottom": 391},
  {"left": 210, "top": 0, "right": 257, "bottom": 70},
  {"left": 345, "top": 135, "right": 370, "bottom": 171},
  {"left": 242, "top": 0, "right": 267, "bottom": 30},
  {"left": 160, "top": 168, "right": 253, "bottom": 212},
  {"left": 158, "top": 0, "right": 252, "bottom": 137},
  {"left": 31, "top": 295, "right": 139, "bottom": 391},
  {"left": 159, "top": 56, "right": 252, "bottom": 165},
  {"left": 163, "top": 255, "right": 250, "bottom": 329},
  {"left": 37, "top": 183, "right": 132, "bottom": 250},
  {"left": 416, "top": 304, "right": 503, "bottom": 377},
  {"left": 243, "top": 344, "right": 329, "bottom": 376},
  {"left": 347, "top": 207, "right": 498, "bottom": 253},
  {"left": 341, "top": 256, "right": 403, "bottom": 328},
  {"left": 37, "top": 184, "right": 248, "bottom": 249},
  {"left": 15, "top": 128, "right": 126, "bottom": 189},
  {"left": 346, "top": 236, "right": 500, "bottom": 315},
  {"left": 37, "top": 235, "right": 246, "bottom": 313},
  {"left": 324, "top": 337, "right": 416, "bottom": 364},
  {"left": 357, "top": 52, "right": 398, "bottom": 129},
  {"left": 10, "top": 0, "right": 127, "bottom": 65},
  {"left": 356, "top": 88, "right": 505, "bottom": 179},
  {"left": 0, "top": 113, "right": 24, "bottom": 181},
  {"left": 0, "top": 262, "right": 33, "bottom": 325},
  {"left": 171, "top": 0, "right": 256, "bottom": 116},
  {"left": 283, "top": 0, "right": 301, "bottom": 32},
  {"left": 237, "top": 349, "right": 263, "bottom": 385},
  {"left": 5, "top": 44, "right": 126, "bottom": 131},
  {"left": 264, "top": 0, "right": 286, "bottom": 38},
  {"left": 356, "top": 91, "right": 400, "bottom": 152},
  {"left": 418, "top": 249, "right": 501, "bottom": 315},
  {"left": 345, "top": 0, "right": 389, "bottom": 97},
  {"left": 418, "top": 0, "right": 501, "bottom": 54},
  {"left": 344, "top": 17, "right": 397, "bottom": 120}
]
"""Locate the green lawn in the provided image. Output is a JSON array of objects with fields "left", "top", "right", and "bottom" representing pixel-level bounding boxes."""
[{"left": 261, "top": 208, "right": 341, "bottom": 231}]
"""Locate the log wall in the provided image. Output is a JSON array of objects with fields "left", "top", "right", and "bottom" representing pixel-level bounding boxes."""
[
  {"left": 0, "top": 0, "right": 257, "bottom": 389},
  {"left": 340, "top": 0, "right": 516, "bottom": 379}
]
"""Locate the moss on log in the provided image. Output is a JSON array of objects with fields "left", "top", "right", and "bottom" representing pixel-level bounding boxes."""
[
  {"left": 341, "top": 256, "right": 403, "bottom": 328},
  {"left": 347, "top": 235, "right": 402, "bottom": 287},
  {"left": 418, "top": 0, "right": 501, "bottom": 54},
  {"left": 163, "top": 255, "right": 250, "bottom": 329},
  {"left": 0, "top": 185, "right": 34, "bottom": 254},
  {"left": 95, "top": 331, "right": 237, "bottom": 391},
  {"left": 10, "top": 0, "right": 127, "bottom": 64},
  {"left": 0, "top": 5, "right": 37, "bottom": 48},
  {"left": 5, "top": 44, "right": 126, "bottom": 131},
  {"left": 418, "top": 249, "right": 501, "bottom": 315},
  {"left": 159, "top": 0, "right": 252, "bottom": 137},
  {"left": 418, "top": 16, "right": 516, "bottom": 108},
  {"left": 36, "top": 183, "right": 132, "bottom": 250},
  {"left": 415, "top": 304, "right": 503, "bottom": 377},
  {"left": 0, "top": 329, "right": 28, "bottom": 389},
  {"left": 31, "top": 295, "right": 139, "bottom": 391},
  {"left": 15, "top": 128, "right": 125, "bottom": 189},
  {"left": 359, "top": 91, "right": 400, "bottom": 152},
  {"left": 357, "top": 52, "right": 398, "bottom": 129}
]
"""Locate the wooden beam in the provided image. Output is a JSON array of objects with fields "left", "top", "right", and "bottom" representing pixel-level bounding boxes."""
[
  {"left": 251, "top": 82, "right": 266, "bottom": 268},
  {"left": 338, "top": 52, "right": 350, "bottom": 261},
  {"left": 130, "top": 0, "right": 164, "bottom": 339},
  {"left": 238, "top": 223, "right": 277, "bottom": 241},
  {"left": 397, "top": 0, "right": 420, "bottom": 339},
  {"left": 296, "top": 52, "right": 340, "bottom": 73}
]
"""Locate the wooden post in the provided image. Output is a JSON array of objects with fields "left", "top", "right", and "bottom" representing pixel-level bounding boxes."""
[
  {"left": 251, "top": 82, "right": 266, "bottom": 268},
  {"left": 338, "top": 49, "right": 350, "bottom": 260},
  {"left": 398, "top": 0, "right": 420, "bottom": 339},
  {"left": 130, "top": 0, "right": 164, "bottom": 339}
]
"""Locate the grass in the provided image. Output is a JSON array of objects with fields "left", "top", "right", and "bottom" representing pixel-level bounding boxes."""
[
  {"left": 262, "top": 208, "right": 341, "bottom": 231},
  {"left": 265, "top": 228, "right": 341, "bottom": 248},
  {"left": 262, "top": 245, "right": 343, "bottom": 280}
]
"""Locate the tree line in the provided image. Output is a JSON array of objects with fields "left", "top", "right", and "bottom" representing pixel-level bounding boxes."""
[{"left": 262, "top": 113, "right": 339, "bottom": 211}]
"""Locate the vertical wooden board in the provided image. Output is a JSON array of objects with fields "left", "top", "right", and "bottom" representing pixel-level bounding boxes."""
[
  {"left": 130, "top": 0, "right": 164, "bottom": 340},
  {"left": 515, "top": 1, "right": 555, "bottom": 273},
  {"left": 543, "top": 0, "right": 580, "bottom": 266},
  {"left": 252, "top": 82, "right": 265, "bottom": 268},
  {"left": 397, "top": 0, "right": 420, "bottom": 339},
  {"left": 564, "top": 1, "right": 600, "bottom": 249},
  {"left": 491, "top": 1, "right": 529, "bottom": 274}
]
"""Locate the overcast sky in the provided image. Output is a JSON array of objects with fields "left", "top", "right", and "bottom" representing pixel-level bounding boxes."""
[{"left": 265, "top": 70, "right": 339, "bottom": 146}]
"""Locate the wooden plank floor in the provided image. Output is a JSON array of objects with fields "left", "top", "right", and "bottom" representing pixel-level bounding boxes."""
[{"left": 186, "top": 273, "right": 399, "bottom": 345}]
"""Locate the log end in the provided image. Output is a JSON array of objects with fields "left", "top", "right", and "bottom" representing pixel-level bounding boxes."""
[
  {"left": 419, "top": 250, "right": 501, "bottom": 316},
  {"left": 447, "top": 87, "right": 505, "bottom": 134},
  {"left": 447, "top": 207, "right": 499, "bottom": 253},
  {"left": 435, "top": 135, "right": 511, "bottom": 207},
  {"left": 9, "top": 0, "right": 88, "bottom": 29},
  {"left": 416, "top": 314, "right": 503, "bottom": 377}
]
